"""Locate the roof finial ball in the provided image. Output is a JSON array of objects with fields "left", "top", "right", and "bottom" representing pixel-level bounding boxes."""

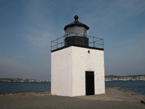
[{"left": 74, "top": 15, "right": 78, "bottom": 23}]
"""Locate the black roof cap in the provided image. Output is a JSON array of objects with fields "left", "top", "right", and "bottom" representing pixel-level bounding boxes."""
[{"left": 64, "top": 15, "right": 89, "bottom": 30}]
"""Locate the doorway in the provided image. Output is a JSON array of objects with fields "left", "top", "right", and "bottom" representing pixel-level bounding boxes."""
[{"left": 85, "top": 71, "right": 94, "bottom": 95}]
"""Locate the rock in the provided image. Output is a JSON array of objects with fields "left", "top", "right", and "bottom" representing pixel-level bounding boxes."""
[{"left": 141, "top": 100, "right": 145, "bottom": 104}]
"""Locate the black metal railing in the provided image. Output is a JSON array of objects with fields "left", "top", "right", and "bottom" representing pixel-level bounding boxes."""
[
  {"left": 88, "top": 36, "right": 104, "bottom": 49},
  {"left": 51, "top": 35, "right": 104, "bottom": 51}
]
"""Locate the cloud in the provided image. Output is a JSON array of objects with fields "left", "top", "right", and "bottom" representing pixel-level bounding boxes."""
[
  {"left": 0, "top": 57, "right": 50, "bottom": 79},
  {"left": 83, "top": 0, "right": 145, "bottom": 29},
  {"left": 25, "top": 30, "right": 55, "bottom": 54},
  {"left": 27, "top": 31, "right": 52, "bottom": 47},
  {"left": 105, "top": 27, "right": 145, "bottom": 61},
  {"left": 105, "top": 29, "right": 145, "bottom": 76}
]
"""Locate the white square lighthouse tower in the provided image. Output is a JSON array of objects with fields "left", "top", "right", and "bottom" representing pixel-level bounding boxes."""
[{"left": 51, "top": 15, "right": 105, "bottom": 97}]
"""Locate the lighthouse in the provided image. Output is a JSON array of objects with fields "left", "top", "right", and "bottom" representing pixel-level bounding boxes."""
[{"left": 51, "top": 15, "right": 105, "bottom": 97}]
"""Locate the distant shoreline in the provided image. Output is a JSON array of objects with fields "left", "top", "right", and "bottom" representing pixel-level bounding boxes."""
[
  {"left": 105, "top": 75, "right": 145, "bottom": 81},
  {"left": 0, "top": 80, "right": 145, "bottom": 82},
  {"left": 0, "top": 74, "right": 145, "bottom": 82},
  {"left": 0, "top": 78, "right": 51, "bottom": 82}
]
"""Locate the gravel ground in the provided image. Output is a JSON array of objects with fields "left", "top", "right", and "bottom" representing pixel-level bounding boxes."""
[{"left": 0, "top": 87, "right": 145, "bottom": 109}]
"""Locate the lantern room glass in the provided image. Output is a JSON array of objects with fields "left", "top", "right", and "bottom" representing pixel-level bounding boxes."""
[{"left": 65, "top": 26, "right": 88, "bottom": 37}]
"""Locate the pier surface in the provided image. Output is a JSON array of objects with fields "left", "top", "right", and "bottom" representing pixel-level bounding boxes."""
[{"left": 0, "top": 87, "right": 145, "bottom": 109}]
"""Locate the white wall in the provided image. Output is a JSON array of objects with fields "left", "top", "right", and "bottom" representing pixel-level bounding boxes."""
[
  {"left": 51, "top": 46, "right": 105, "bottom": 97},
  {"left": 71, "top": 46, "right": 105, "bottom": 96},
  {"left": 51, "top": 47, "right": 72, "bottom": 96}
]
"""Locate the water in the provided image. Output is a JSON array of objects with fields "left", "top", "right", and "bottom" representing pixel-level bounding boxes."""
[
  {"left": 0, "top": 82, "right": 51, "bottom": 94},
  {"left": 0, "top": 80, "right": 145, "bottom": 96},
  {"left": 105, "top": 80, "right": 145, "bottom": 96}
]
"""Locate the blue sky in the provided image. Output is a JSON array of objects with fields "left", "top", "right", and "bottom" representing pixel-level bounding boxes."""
[{"left": 0, "top": 0, "right": 145, "bottom": 80}]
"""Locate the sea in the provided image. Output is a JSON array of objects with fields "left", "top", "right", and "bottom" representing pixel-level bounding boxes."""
[{"left": 0, "top": 80, "right": 145, "bottom": 96}]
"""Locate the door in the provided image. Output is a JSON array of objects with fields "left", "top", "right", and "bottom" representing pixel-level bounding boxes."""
[{"left": 85, "top": 71, "right": 94, "bottom": 95}]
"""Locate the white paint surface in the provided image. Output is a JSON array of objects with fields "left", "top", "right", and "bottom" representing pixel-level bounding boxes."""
[{"left": 51, "top": 46, "right": 105, "bottom": 97}]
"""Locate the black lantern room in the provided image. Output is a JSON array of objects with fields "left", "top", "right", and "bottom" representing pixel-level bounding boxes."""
[{"left": 64, "top": 15, "right": 89, "bottom": 47}]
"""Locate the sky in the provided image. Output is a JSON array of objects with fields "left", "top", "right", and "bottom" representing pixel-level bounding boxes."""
[{"left": 0, "top": 0, "right": 145, "bottom": 80}]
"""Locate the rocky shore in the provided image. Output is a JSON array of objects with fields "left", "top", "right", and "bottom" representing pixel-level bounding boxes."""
[{"left": 0, "top": 87, "right": 145, "bottom": 109}]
